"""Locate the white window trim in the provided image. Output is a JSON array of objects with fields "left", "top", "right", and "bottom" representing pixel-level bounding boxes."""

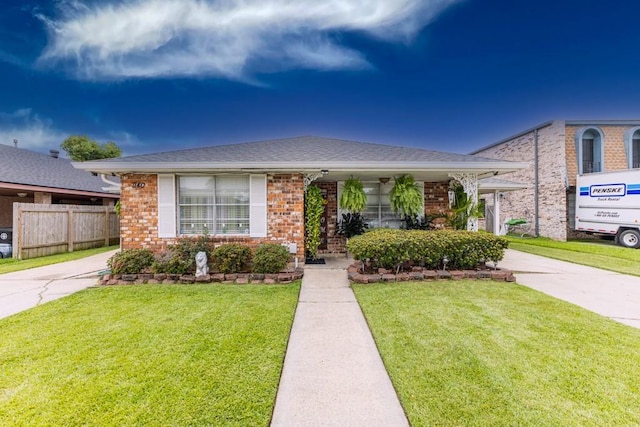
[
  {"left": 574, "top": 127, "right": 605, "bottom": 174},
  {"left": 157, "top": 174, "right": 267, "bottom": 238},
  {"left": 624, "top": 127, "right": 640, "bottom": 169}
]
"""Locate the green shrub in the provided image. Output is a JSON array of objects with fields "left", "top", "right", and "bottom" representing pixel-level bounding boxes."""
[
  {"left": 252, "top": 244, "right": 291, "bottom": 274},
  {"left": 212, "top": 244, "right": 252, "bottom": 274},
  {"left": 151, "top": 251, "right": 191, "bottom": 275},
  {"left": 346, "top": 229, "right": 508, "bottom": 271},
  {"left": 107, "top": 248, "right": 155, "bottom": 274},
  {"left": 337, "top": 212, "right": 369, "bottom": 239},
  {"left": 168, "top": 235, "right": 215, "bottom": 273}
]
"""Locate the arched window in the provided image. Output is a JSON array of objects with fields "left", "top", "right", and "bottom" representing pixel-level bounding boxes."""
[
  {"left": 624, "top": 127, "right": 640, "bottom": 169},
  {"left": 575, "top": 127, "right": 604, "bottom": 174}
]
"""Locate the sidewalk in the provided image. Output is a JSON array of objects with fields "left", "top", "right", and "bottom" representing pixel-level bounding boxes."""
[
  {"left": 0, "top": 249, "right": 117, "bottom": 320},
  {"left": 271, "top": 258, "right": 409, "bottom": 426},
  {"left": 499, "top": 249, "right": 640, "bottom": 328}
]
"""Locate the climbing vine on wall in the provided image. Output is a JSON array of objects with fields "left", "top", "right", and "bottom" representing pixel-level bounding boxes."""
[{"left": 305, "top": 185, "right": 325, "bottom": 259}]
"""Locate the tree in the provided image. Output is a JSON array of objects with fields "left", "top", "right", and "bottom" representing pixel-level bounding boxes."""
[{"left": 61, "top": 135, "right": 122, "bottom": 161}]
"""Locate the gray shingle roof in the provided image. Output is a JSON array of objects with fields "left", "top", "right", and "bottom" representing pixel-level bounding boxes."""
[
  {"left": 0, "top": 144, "right": 118, "bottom": 193},
  {"left": 93, "top": 136, "right": 506, "bottom": 164}
]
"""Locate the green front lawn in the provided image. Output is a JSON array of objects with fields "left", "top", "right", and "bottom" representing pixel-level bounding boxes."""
[
  {"left": 0, "top": 245, "right": 119, "bottom": 275},
  {"left": 506, "top": 236, "right": 640, "bottom": 276},
  {"left": 354, "top": 280, "right": 640, "bottom": 426},
  {"left": 0, "top": 283, "right": 300, "bottom": 426}
]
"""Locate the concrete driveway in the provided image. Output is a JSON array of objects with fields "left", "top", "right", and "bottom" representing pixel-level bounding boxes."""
[
  {"left": 0, "top": 250, "right": 117, "bottom": 320},
  {"left": 499, "top": 249, "right": 640, "bottom": 328}
]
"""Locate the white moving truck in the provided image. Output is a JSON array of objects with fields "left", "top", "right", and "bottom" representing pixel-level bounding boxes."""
[{"left": 575, "top": 169, "right": 640, "bottom": 248}]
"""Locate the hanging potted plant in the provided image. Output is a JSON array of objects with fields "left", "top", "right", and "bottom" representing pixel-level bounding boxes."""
[
  {"left": 389, "top": 174, "right": 423, "bottom": 220},
  {"left": 305, "top": 185, "right": 325, "bottom": 260},
  {"left": 338, "top": 177, "right": 368, "bottom": 239}
]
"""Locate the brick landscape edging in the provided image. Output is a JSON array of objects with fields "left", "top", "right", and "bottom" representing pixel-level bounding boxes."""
[
  {"left": 99, "top": 269, "right": 304, "bottom": 285},
  {"left": 347, "top": 263, "right": 516, "bottom": 283}
]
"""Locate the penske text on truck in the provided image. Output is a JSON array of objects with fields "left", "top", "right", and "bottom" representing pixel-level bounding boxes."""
[{"left": 575, "top": 169, "right": 640, "bottom": 248}]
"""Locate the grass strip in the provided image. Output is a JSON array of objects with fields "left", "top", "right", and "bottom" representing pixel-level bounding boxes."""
[
  {"left": 354, "top": 280, "right": 640, "bottom": 426},
  {"left": 505, "top": 236, "right": 640, "bottom": 276},
  {"left": 0, "top": 245, "right": 119, "bottom": 274},
  {"left": 0, "top": 283, "right": 300, "bottom": 426}
]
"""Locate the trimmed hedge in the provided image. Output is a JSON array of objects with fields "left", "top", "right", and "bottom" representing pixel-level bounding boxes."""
[
  {"left": 212, "top": 244, "right": 252, "bottom": 274},
  {"left": 252, "top": 244, "right": 291, "bottom": 274},
  {"left": 346, "top": 229, "right": 508, "bottom": 271},
  {"left": 107, "top": 248, "right": 155, "bottom": 274},
  {"left": 109, "top": 242, "right": 294, "bottom": 277}
]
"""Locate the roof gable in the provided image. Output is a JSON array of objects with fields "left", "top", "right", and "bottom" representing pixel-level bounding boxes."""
[
  {"left": 0, "top": 144, "right": 118, "bottom": 193},
  {"left": 79, "top": 135, "right": 521, "bottom": 168}
]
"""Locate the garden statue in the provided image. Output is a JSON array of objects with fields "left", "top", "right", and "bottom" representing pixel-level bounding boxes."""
[{"left": 195, "top": 251, "right": 209, "bottom": 277}]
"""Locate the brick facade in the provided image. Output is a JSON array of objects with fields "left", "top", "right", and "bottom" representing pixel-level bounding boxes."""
[
  {"left": 473, "top": 121, "right": 568, "bottom": 240},
  {"left": 119, "top": 174, "right": 456, "bottom": 260},
  {"left": 565, "top": 125, "right": 631, "bottom": 186},
  {"left": 475, "top": 120, "right": 640, "bottom": 241},
  {"left": 316, "top": 181, "right": 344, "bottom": 253},
  {"left": 119, "top": 173, "right": 306, "bottom": 260},
  {"left": 423, "top": 181, "right": 450, "bottom": 215}
]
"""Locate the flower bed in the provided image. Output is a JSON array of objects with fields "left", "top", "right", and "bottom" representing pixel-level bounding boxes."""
[
  {"left": 347, "top": 261, "right": 515, "bottom": 283},
  {"left": 99, "top": 269, "right": 304, "bottom": 286},
  {"left": 102, "top": 241, "right": 300, "bottom": 285}
]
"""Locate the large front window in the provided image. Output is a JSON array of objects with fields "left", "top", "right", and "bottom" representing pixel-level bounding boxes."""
[
  {"left": 342, "top": 181, "right": 424, "bottom": 229},
  {"left": 178, "top": 175, "right": 250, "bottom": 235}
]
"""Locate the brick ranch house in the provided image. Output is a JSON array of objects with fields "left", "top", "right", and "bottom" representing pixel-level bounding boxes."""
[
  {"left": 471, "top": 120, "right": 640, "bottom": 241},
  {"left": 74, "top": 136, "right": 527, "bottom": 261}
]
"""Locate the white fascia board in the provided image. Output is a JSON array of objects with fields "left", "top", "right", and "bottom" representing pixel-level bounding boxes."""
[{"left": 73, "top": 160, "right": 530, "bottom": 174}]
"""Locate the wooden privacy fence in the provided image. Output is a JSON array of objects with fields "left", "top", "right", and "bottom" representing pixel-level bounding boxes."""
[{"left": 12, "top": 203, "right": 120, "bottom": 260}]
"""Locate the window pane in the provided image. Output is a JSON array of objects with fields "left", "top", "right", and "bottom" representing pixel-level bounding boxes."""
[
  {"left": 633, "top": 138, "right": 640, "bottom": 168},
  {"left": 582, "top": 137, "right": 598, "bottom": 173},
  {"left": 360, "top": 181, "right": 423, "bottom": 229},
  {"left": 178, "top": 175, "right": 250, "bottom": 235},
  {"left": 215, "top": 176, "right": 250, "bottom": 234},
  {"left": 179, "top": 177, "right": 215, "bottom": 234}
]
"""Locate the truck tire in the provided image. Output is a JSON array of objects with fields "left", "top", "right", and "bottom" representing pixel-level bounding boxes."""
[{"left": 618, "top": 229, "right": 640, "bottom": 249}]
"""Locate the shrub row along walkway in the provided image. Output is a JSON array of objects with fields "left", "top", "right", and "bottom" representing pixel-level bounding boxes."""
[{"left": 271, "top": 256, "right": 409, "bottom": 426}]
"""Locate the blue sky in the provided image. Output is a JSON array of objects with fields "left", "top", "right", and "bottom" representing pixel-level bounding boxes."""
[{"left": 1, "top": 0, "right": 639, "bottom": 156}]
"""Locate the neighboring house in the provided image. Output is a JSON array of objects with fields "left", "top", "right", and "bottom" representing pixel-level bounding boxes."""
[
  {"left": 0, "top": 143, "right": 120, "bottom": 228},
  {"left": 470, "top": 120, "right": 640, "bottom": 241},
  {"left": 74, "top": 136, "right": 527, "bottom": 260}
]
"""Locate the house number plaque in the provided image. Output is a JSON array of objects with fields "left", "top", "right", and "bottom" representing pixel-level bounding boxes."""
[{"left": 131, "top": 182, "right": 146, "bottom": 188}]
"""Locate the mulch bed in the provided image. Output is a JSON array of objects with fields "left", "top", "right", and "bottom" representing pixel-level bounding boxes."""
[
  {"left": 99, "top": 269, "right": 304, "bottom": 285},
  {"left": 347, "top": 262, "right": 515, "bottom": 284}
]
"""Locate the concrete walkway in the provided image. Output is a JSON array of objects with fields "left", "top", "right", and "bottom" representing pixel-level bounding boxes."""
[
  {"left": 271, "top": 260, "right": 409, "bottom": 427},
  {"left": 0, "top": 249, "right": 117, "bottom": 320},
  {"left": 499, "top": 249, "right": 640, "bottom": 328}
]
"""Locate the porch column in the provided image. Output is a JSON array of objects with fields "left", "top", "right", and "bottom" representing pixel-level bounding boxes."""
[
  {"left": 449, "top": 173, "right": 479, "bottom": 232},
  {"left": 493, "top": 190, "right": 501, "bottom": 235}
]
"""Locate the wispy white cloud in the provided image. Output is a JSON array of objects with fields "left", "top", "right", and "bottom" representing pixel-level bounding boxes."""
[
  {"left": 0, "top": 108, "right": 141, "bottom": 155},
  {"left": 37, "top": 0, "right": 460, "bottom": 81},
  {"left": 0, "top": 109, "right": 68, "bottom": 151}
]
